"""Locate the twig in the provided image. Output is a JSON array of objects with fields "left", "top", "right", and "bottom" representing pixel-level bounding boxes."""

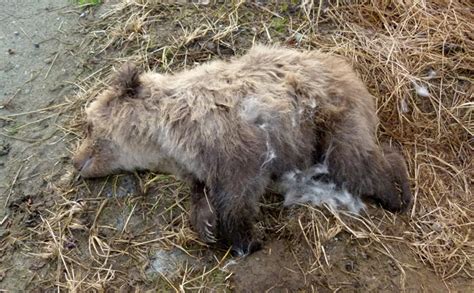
[
  {"left": 5, "top": 103, "right": 68, "bottom": 118},
  {"left": 19, "top": 26, "right": 35, "bottom": 44},
  {"left": 4, "top": 164, "right": 24, "bottom": 208},
  {"left": 0, "top": 214, "right": 9, "bottom": 226},
  {"left": 44, "top": 52, "right": 60, "bottom": 79},
  {"left": 0, "top": 89, "right": 21, "bottom": 108},
  {"left": 0, "top": 132, "right": 40, "bottom": 143}
]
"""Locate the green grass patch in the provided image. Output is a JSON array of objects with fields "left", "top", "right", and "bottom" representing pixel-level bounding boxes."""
[
  {"left": 271, "top": 17, "right": 287, "bottom": 33},
  {"left": 75, "top": 0, "right": 101, "bottom": 6}
]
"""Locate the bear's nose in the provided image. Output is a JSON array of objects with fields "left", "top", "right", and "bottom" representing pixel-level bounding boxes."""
[
  {"left": 72, "top": 156, "right": 83, "bottom": 171},
  {"left": 72, "top": 155, "right": 90, "bottom": 172}
]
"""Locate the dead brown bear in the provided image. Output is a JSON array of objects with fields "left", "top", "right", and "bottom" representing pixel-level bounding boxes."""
[{"left": 72, "top": 45, "right": 412, "bottom": 255}]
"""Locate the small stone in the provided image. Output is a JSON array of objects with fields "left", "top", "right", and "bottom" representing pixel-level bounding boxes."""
[
  {"left": 294, "top": 32, "right": 303, "bottom": 43},
  {"left": 7, "top": 48, "right": 15, "bottom": 55},
  {"left": 29, "top": 260, "right": 47, "bottom": 270},
  {"left": 206, "top": 42, "right": 216, "bottom": 51},
  {"left": 64, "top": 240, "right": 77, "bottom": 250},
  {"left": 14, "top": 31, "right": 19, "bottom": 36},
  {"left": 345, "top": 261, "right": 355, "bottom": 271},
  {"left": 29, "top": 132, "right": 43, "bottom": 140},
  {"left": 33, "top": 43, "right": 40, "bottom": 48},
  {"left": 0, "top": 142, "right": 10, "bottom": 156},
  {"left": 432, "top": 222, "right": 443, "bottom": 232}
]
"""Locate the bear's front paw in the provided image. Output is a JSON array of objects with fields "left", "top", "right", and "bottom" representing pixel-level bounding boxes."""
[{"left": 190, "top": 198, "right": 217, "bottom": 243}]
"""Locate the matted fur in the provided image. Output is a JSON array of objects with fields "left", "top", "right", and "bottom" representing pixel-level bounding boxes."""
[{"left": 72, "top": 45, "right": 412, "bottom": 255}]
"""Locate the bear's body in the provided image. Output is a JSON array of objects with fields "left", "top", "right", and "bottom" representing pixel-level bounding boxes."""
[{"left": 73, "top": 45, "right": 412, "bottom": 255}]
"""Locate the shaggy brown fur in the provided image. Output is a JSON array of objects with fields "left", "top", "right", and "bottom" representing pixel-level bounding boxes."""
[{"left": 72, "top": 45, "right": 412, "bottom": 255}]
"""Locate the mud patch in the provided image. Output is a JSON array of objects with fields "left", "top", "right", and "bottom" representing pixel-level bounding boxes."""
[
  {"left": 230, "top": 232, "right": 455, "bottom": 292},
  {"left": 146, "top": 248, "right": 195, "bottom": 278},
  {"left": 230, "top": 240, "right": 324, "bottom": 291},
  {"left": 0, "top": 0, "right": 89, "bottom": 290}
]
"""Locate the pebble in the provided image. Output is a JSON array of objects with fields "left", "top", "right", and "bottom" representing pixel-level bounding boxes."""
[
  {"left": 30, "top": 132, "right": 43, "bottom": 140},
  {"left": 7, "top": 48, "right": 15, "bottom": 55},
  {"left": 294, "top": 32, "right": 303, "bottom": 43},
  {"left": 206, "top": 42, "right": 216, "bottom": 51},
  {"left": 345, "top": 260, "right": 355, "bottom": 271},
  {"left": 14, "top": 31, "right": 19, "bottom": 36},
  {"left": 0, "top": 142, "right": 11, "bottom": 156},
  {"left": 0, "top": 228, "right": 10, "bottom": 239},
  {"left": 432, "top": 222, "right": 443, "bottom": 232},
  {"left": 33, "top": 43, "right": 40, "bottom": 49}
]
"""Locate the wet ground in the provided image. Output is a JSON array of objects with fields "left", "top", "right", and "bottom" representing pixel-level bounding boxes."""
[{"left": 0, "top": 0, "right": 84, "bottom": 290}]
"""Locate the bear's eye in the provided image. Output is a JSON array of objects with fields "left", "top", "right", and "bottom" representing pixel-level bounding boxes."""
[
  {"left": 92, "top": 139, "right": 100, "bottom": 149},
  {"left": 85, "top": 123, "right": 93, "bottom": 137}
]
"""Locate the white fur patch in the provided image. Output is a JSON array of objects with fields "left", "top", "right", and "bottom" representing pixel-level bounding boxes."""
[
  {"left": 239, "top": 97, "right": 266, "bottom": 124},
  {"left": 258, "top": 123, "right": 277, "bottom": 169},
  {"left": 278, "top": 163, "right": 365, "bottom": 213},
  {"left": 261, "top": 141, "right": 277, "bottom": 168},
  {"left": 412, "top": 81, "right": 430, "bottom": 97}
]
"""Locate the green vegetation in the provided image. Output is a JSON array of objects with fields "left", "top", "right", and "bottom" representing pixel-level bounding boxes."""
[
  {"left": 271, "top": 18, "right": 288, "bottom": 33},
  {"left": 75, "top": 0, "right": 101, "bottom": 6}
]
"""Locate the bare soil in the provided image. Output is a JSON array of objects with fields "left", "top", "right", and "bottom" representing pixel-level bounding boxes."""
[
  {"left": 0, "top": 1, "right": 88, "bottom": 290},
  {"left": 0, "top": 1, "right": 472, "bottom": 292}
]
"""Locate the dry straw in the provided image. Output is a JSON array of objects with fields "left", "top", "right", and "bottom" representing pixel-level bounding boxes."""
[{"left": 31, "top": 0, "right": 472, "bottom": 291}]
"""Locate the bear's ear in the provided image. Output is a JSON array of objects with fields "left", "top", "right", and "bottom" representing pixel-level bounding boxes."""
[{"left": 111, "top": 62, "right": 141, "bottom": 97}]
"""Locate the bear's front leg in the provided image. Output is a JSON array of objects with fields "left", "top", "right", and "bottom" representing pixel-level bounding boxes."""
[
  {"left": 209, "top": 178, "right": 268, "bottom": 256},
  {"left": 189, "top": 180, "right": 218, "bottom": 244}
]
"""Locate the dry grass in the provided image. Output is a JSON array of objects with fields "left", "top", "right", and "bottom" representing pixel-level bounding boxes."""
[{"left": 30, "top": 0, "right": 472, "bottom": 291}]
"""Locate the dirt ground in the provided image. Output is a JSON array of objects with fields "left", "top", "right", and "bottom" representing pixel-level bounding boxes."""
[
  {"left": 0, "top": 1, "right": 87, "bottom": 290},
  {"left": 0, "top": 1, "right": 472, "bottom": 292}
]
